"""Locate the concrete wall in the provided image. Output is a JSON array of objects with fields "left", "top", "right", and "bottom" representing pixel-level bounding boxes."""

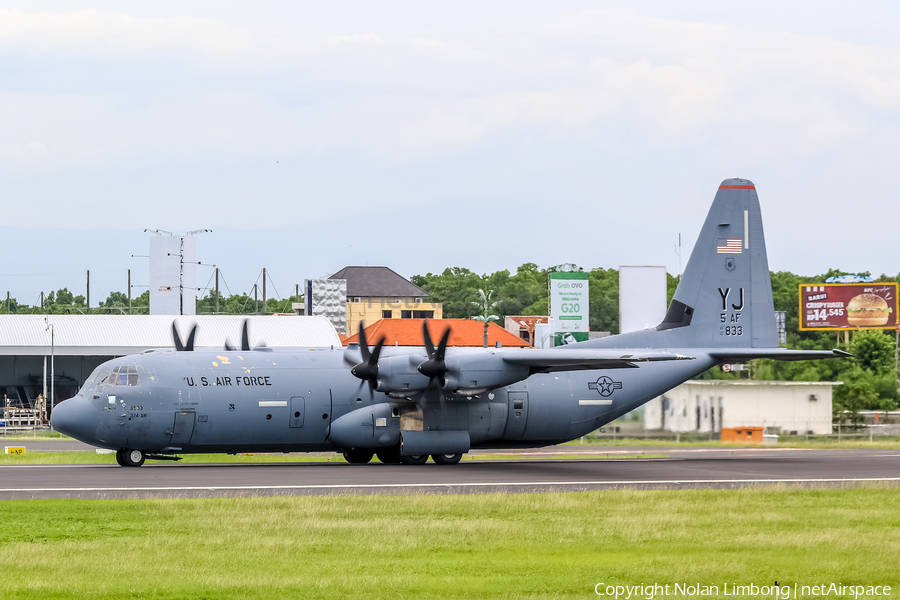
[{"left": 644, "top": 380, "right": 838, "bottom": 435}]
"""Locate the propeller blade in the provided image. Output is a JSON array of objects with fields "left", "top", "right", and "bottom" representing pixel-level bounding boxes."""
[
  {"left": 370, "top": 336, "right": 385, "bottom": 364},
  {"left": 422, "top": 320, "right": 435, "bottom": 358},
  {"left": 225, "top": 340, "right": 235, "bottom": 352},
  {"left": 343, "top": 344, "right": 361, "bottom": 366},
  {"left": 241, "top": 319, "right": 250, "bottom": 352},
  {"left": 435, "top": 328, "right": 450, "bottom": 361},
  {"left": 349, "top": 321, "right": 384, "bottom": 390},
  {"left": 358, "top": 322, "right": 370, "bottom": 362},
  {"left": 184, "top": 324, "right": 197, "bottom": 352},
  {"left": 172, "top": 322, "right": 184, "bottom": 351},
  {"left": 173, "top": 322, "right": 198, "bottom": 351},
  {"left": 418, "top": 319, "right": 452, "bottom": 388}
]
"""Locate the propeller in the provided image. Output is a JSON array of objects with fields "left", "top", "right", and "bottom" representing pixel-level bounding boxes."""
[
  {"left": 417, "top": 319, "right": 450, "bottom": 386},
  {"left": 346, "top": 322, "right": 385, "bottom": 399},
  {"left": 172, "top": 322, "right": 198, "bottom": 352},
  {"left": 225, "top": 319, "right": 252, "bottom": 352}
]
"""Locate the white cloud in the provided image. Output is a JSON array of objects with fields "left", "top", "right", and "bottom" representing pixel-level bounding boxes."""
[
  {"left": 15, "top": 140, "right": 48, "bottom": 158},
  {"left": 0, "top": 4, "right": 898, "bottom": 245}
]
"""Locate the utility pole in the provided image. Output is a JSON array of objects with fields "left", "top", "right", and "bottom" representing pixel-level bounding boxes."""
[
  {"left": 179, "top": 236, "right": 185, "bottom": 315},
  {"left": 215, "top": 268, "right": 220, "bottom": 314},
  {"left": 253, "top": 284, "right": 258, "bottom": 314},
  {"left": 262, "top": 268, "right": 267, "bottom": 316},
  {"left": 86, "top": 270, "right": 90, "bottom": 313},
  {"left": 40, "top": 292, "right": 44, "bottom": 314},
  {"left": 128, "top": 269, "right": 132, "bottom": 314},
  {"left": 6, "top": 291, "right": 9, "bottom": 314}
]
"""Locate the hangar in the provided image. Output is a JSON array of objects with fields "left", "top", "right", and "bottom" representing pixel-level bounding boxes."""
[{"left": 0, "top": 315, "right": 341, "bottom": 413}]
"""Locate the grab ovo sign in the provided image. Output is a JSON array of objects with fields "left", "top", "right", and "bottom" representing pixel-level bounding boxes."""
[{"left": 550, "top": 272, "right": 589, "bottom": 346}]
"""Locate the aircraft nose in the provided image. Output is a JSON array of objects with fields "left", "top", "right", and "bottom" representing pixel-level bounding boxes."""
[{"left": 51, "top": 396, "right": 101, "bottom": 443}]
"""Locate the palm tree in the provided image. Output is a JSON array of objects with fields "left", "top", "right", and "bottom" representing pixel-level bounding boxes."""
[{"left": 471, "top": 289, "right": 500, "bottom": 348}]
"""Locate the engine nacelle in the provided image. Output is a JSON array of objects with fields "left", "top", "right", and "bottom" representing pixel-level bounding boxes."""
[
  {"left": 373, "top": 350, "right": 531, "bottom": 396},
  {"left": 441, "top": 353, "right": 530, "bottom": 394},
  {"left": 375, "top": 355, "right": 431, "bottom": 395},
  {"left": 329, "top": 404, "right": 400, "bottom": 449}
]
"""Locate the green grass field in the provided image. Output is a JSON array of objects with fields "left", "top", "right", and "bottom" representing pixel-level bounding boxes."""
[{"left": 0, "top": 485, "right": 898, "bottom": 599}]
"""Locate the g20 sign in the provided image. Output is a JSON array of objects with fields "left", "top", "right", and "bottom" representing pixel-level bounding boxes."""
[{"left": 550, "top": 272, "right": 590, "bottom": 345}]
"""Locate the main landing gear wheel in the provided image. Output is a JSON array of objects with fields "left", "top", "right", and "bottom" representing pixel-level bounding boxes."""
[
  {"left": 343, "top": 450, "right": 375, "bottom": 464},
  {"left": 431, "top": 453, "right": 463, "bottom": 465},
  {"left": 115, "top": 449, "right": 126, "bottom": 467},
  {"left": 376, "top": 447, "right": 402, "bottom": 464},
  {"left": 120, "top": 448, "right": 146, "bottom": 467},
  {"left": 400, "top": 454, "right": 429, "bottom": 465}
]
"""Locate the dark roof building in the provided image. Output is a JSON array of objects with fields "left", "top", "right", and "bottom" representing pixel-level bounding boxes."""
[{"left": 329, "top": 266, "right": 429, "bottom": 299}]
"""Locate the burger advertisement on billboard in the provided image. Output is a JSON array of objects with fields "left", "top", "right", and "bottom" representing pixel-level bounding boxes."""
[{"left": 799, "top": 283, "right": 899, "bottom": 330}]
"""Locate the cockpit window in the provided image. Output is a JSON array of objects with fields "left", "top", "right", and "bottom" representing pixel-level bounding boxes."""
[
  {"left": 93, "top": 369, "right": 111, "bottom": 386},
  {"left": 108, "top": 366, "right": 139, "bottom": 387}
]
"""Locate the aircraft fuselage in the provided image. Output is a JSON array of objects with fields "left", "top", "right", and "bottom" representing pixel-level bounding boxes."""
[{"left": 59, "top": 346, "right": 715, "bottom": 455}]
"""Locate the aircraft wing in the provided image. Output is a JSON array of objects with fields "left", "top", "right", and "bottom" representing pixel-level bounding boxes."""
[
  {"left": 709, "top": 348, "right": 850, "bottom": 362},
  {"left": 502, "top": 350, "right": 695, "bottom": 373}
]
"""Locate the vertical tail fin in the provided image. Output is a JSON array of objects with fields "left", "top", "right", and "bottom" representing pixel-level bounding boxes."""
[{"left": 657, "top": 178, "right": 776, "bottom": 348}]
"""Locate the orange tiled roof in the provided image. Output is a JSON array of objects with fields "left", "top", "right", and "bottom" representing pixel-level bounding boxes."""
[{"left": 344, "top": 319, "right": 530, "bottom": 348}]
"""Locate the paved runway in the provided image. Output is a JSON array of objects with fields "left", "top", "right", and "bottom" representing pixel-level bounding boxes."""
[{"left": 1, "top": 446, "right": 899, "bottom": 499}]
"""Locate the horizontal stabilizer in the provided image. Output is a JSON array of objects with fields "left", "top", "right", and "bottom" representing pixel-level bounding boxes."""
[
  {"left": 503, "top": 350, "right": 694, "bottom": 373},
  {"left": 709, "top": 348, "right": 850, "bottom": 362}
]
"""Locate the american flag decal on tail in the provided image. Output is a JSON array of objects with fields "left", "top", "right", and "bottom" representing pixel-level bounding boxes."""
[{"left": 717, "top": 239, "right": 742, "bottom": 254}]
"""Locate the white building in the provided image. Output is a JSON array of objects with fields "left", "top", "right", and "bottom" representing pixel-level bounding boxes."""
[{"left": 644, "top": 380, "right": 841, "bottom": 435}]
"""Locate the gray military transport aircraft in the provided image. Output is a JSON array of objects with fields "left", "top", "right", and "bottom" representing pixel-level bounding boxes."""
[{"left": 52, "top": 179, "right": 846, "bottom": 466}]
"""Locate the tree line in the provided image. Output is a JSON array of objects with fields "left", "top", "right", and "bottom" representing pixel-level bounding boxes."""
[{"left": 1, "top": 289, "right": 302, "bottom": 316}]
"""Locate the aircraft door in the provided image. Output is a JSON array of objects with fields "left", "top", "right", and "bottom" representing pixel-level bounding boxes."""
[
  {"left": 289, "top": 397, "right": 305, "bottom": 428},
  {"left": 297, "top": 388, "right": 332, "bottom": 442},
  {"left": 170, "top": 411, "right": 196, "bottom": 445},
  {"left": 505, "top": 391, "right": 528, "bottom": 440}
]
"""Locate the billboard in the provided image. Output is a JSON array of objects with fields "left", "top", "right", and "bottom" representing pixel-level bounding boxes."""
[
  {"left": 799, "top": 283, "right": 898, "bottom": 330},
  {"left": 149, "top": 236, "right": 197, "bottom": 315},
  {"left": 550, "top": 272, "right": 589, "bottom": 346},
  {"left": 619, "top": 266, "right": 667, "bottom": 334}
]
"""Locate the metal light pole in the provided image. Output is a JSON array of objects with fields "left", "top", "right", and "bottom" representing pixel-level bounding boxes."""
[
  {"left": 44, "top": 318, "right": 54, "bottom": 426},
  {"left": 42, "top": 356, "right": 47, "bottom": 422}
]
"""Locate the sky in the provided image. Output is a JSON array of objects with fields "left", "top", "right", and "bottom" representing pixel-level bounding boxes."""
[{"left": 3, "top": 1, "right": 900, "bottom": 306}]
